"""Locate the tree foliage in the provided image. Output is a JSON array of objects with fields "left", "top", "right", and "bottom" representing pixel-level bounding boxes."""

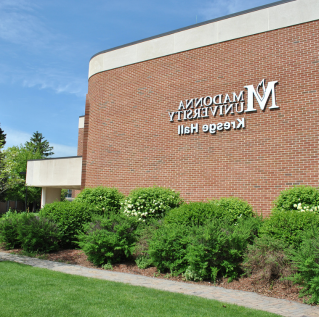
[
  {"left": 0, "top": 131, "right": 54, "bottom": 204},
  {"left": 25, "top": 131, "right": 54, "bottom": 157},
  {"left": 0, "top": 144, "right": 43, "bottom": 202},
  {"left": 0, "top": 126, "right": 6, "bottom": 147}
]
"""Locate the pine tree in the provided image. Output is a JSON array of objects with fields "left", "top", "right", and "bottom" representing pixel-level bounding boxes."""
[
  {"left": 25, "top": 131, "right": 54, "bottom": 157},
  {"left": 0, "top": 126, "right": 6, "bottom": 147}
]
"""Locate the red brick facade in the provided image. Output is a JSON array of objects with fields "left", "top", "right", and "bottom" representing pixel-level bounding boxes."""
[
  {"left": 82, "top": 21, "right": 319, "bottom": 216},
  {"left": 77, "top": 126, "right": 84, "bottom": 157},
  {"left": 72, "top": 122, "right": 85, "bottom": 198}
]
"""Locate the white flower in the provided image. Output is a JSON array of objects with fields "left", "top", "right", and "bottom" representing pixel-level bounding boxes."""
[{"left": 293, "top": 204, "right": 297, "bottom": 208}]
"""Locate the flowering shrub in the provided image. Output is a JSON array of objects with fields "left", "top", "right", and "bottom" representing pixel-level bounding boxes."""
[
  {"left": 75, "top": 187, "right": 124, "bottom": 215},
  {"left": 121, "top": 187, "right": 183, "bottom": 222},
  {"left": 273, "top": 185, "right": 319, "bottom": 212},
  {"left": 293, "top": 203, "right": 319, "bottom": 213}
]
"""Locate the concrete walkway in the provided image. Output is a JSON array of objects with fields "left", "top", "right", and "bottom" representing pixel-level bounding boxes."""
[{"left": 1, "top": 252, "right": 318, "bottom": 317}]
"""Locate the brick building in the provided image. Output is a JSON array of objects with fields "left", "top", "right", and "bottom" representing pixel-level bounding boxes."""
[{"left": 27, "top": 0, "right": 319, "bottom": 216}]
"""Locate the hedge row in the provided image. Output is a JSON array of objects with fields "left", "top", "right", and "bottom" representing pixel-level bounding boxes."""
[{"left": 1, "top": 185, "right": 319, "bottom": 304}]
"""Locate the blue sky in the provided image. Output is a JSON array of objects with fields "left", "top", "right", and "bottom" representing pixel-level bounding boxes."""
[{"left": 0, "top": 0, "right": 276, "bottom": 157}]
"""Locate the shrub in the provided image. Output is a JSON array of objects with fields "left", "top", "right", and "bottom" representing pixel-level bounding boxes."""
[
  {"left": 135, "top": 255, "right": 152, "bottom": 269},
  {"left": 260, "top": 209, "right": 319, "bottom": 248},
  {"left": 134, "top": 218, "right": 162, "bottom": 268},
  {"left": 121, "top": 187, "right": 182, "bottom": 223},
  {"left": 17, "top": 214, "right": 61, "bottom": 253},
  {"left": 210, "top": 197, "right": 255, "bottom": 223},
  {"left": 164, "top": 202, "right": 223, "bottom": 226},
  {"left": 40, "top": 201, "right": 93, "bottom": 248},
  {"left": 77, "top": 214, "right": 138, "bottom": 266},
  {"left": 242, "top": 235, "right": 292, "bottom": 282},
  {"left": 149, "top": 217, "right": 262, "bottom": 281},
  {"left": 273, "top": 185, "right": 319, "bottom": 212},
  {"left": 75, "top": 187, "right": 124, "bottom": 215},
  {"left": 148, "top": 223, "right": 192, "bottom": 274},
  {"left": 185, "top": 217, "right": 262, "bottom": 282},
  {"left": 0, "top": 210, "right": 24, "bottom": 249},
  {"left": 287, "top": 229, "right": 319, "bottom": 304}
]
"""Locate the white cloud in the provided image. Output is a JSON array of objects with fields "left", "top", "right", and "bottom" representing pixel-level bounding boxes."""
[
  {"left": 199, "top": 0, "right": 268, "bottom": 20},
  {"left": 0, "top": 63, "right": 87, "bottom": 97},
  {"left": 0, "top": 1, "right": 55, "bottom": 49},
  {"left": 3, "top": 127, "right": 31, "bottom": 148},
  {"left": 20, "top": 68, "right": 87, "bottom": 97}
]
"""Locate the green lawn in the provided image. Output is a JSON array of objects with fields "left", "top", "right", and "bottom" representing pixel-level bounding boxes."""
[{"left": 0, "top": 261, "right": 280, "bottom": 317}]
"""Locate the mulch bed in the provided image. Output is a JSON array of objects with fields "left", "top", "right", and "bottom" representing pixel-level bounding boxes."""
[{"left": 1, "top": 247, "right": 303, "bottom": 304}]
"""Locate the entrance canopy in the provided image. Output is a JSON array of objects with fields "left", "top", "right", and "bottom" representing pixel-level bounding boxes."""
[{"left": 26, "top": 156, "right": 82, "bottom": 207}]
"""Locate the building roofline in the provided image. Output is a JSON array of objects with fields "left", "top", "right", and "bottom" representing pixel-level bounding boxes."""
[
  {"left": 28, "top": 156, "right": 82, "bottom": 162},
  {"left": 90, "top": 0, "right": 295, "bottom": 61}
]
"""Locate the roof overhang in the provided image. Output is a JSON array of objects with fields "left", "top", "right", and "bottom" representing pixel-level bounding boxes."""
[{"left": 26, "top": 156, "right": 82, "bottom": 189}]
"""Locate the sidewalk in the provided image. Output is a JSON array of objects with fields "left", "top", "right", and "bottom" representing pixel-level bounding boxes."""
[{"left": 1, "top": 252, "right": 318, "bottom": 317}]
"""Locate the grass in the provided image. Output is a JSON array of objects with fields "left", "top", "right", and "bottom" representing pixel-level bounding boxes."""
[{"left": 0, "top": 261, "right": 280, "bottom": 317}]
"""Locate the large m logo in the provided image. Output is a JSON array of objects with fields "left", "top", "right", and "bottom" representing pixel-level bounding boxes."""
[{"left": 245, "top": 79, "right": 279, "bottom": 112}]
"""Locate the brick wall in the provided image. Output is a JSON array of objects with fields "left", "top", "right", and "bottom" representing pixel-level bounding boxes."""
[
  {"left": 77, "top": 127, "right": 84, "bottom": 156},
  {"left": 72, "top": 123, "right": 85, "bottom": 198},
  {"left": 82, "top": 21, "right": 319, "bottom": 216}
]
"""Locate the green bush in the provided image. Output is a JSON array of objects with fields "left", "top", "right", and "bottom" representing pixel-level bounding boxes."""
[
  {"left": 0, "top": 210, "right": 24, "bottom": 249},
  {"left": 273, "top": 185, "right": 319, "bottom": 212},
  {"left": 77, "top": 214, "right": 138, "bottom": 266},
  {"left": 148, "top": 223, "right": 192, "bottom": 275},
  {"left": 185, "top": 217, "right": 262, "bottom": 282},
  {"left": 75, "top": 187, "right": 124, "bottom": 215},
  {"left": 133, "top": 218, "right": 162, "bottom": 268},
  {"left": 17, "top": 214, "right": 61, "bottom": 253},
  {"left": 149, "top": 217, "right": 262, "bottom": 281},
  {"left": 260, "top": 209, "right": 319, "bottom": 247},
  {"left": 121, "top": 187, "right": 183, "bottom": 223},
  {"left": 287, "top": 229, "right": 319, "bottom": 304},
  {"left": 164, "top": 202, "right": 222, "bottom": 226},
  {"left": 40, "top": 201, "right": 93, "bottom": 248},
  {"left": 242, "top": 235, "right": 292, "bottom": 282},
  {"left": 209, "top": 197, "right": 255, "bottom": 222}
]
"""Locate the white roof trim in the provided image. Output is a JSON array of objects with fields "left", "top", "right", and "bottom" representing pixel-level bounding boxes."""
[{"left": 89, "top": 0, "right": 319, "bottom": 78}]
